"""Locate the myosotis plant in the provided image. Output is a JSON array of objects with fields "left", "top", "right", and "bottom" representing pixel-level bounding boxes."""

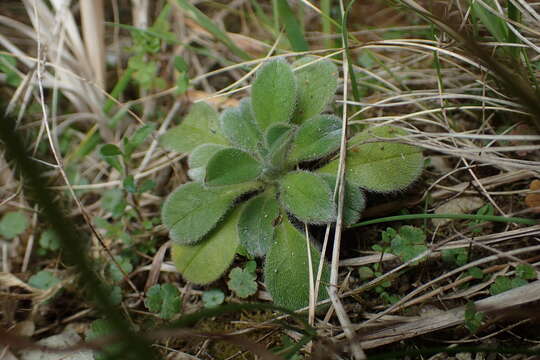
[{"left": 160, "top": 56, "right": 423, "bottom": 309}]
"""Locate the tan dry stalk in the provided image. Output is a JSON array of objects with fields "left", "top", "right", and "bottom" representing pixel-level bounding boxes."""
[{"left": 80, "top": 0, "right": 106, "bottom": 90}]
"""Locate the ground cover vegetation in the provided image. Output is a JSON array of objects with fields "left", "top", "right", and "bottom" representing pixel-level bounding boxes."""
[{"left": 0, "top": 0, "right": 539, "bottom": 359}]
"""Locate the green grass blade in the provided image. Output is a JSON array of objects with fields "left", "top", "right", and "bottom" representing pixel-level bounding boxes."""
[
  {"left": 341, "top": 0, "right": 361, "bottom": 102},
  {"left": 277, "top": 0, "right": 309, "bottom": 51},
  {"left": 173, "top": 0, "right": 251, "bottom": 60},
  {"left": 351, "top": 213, "right": 537, "bottom": 228}
]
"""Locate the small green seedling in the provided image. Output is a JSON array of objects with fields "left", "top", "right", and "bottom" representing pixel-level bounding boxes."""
[
  {"left": 227, "top": 266, "right": 258, "bottom": 299},
  {"left": 0, "top": 211, "right": 28, "bottom": 239},
  {"left": 374, "top": 226, "right": 427, "bottom": 264},
  {"left": 145, "top": 283, "right": 182, "bottom": 319},
  {"left": 489, "top": 264, "right": 537, "bottom": 295},
  {"left": 202, "top": 289, "right": 225, "bottom": 308},
  {"left": 464, "top": 301, "right": 484, "bottom": 334},
  {"left": 161, "top": 57, "right": 423, "bottom": 309}
]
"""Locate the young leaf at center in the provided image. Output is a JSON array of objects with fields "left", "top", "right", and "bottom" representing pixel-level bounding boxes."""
[
  {"left": 205, "top": 148, "right": 263, "bottom": 186},
  {"left": 279, "top": 171, "right": 336, "bottom": 224}
]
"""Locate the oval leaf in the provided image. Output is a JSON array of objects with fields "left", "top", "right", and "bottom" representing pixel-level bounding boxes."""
[
  {"left": 220, "top": 99, "right": 263, "bottom": 155},
  {"left": 238, "top": 191, "right": 280, "bottom": 257},
  {"left": 205, "top": 148, "right": 263, "bottom": 186},
  {"left": 288, "top": 115, "right": 341, "bottom": 163},
  {"left": 162, "top": 182, "right": 255, "bottom": 244},
  {"left": 319, "top": 126, "right": 423, "bottom": 192},
  {"left": 160, "top": 102, "right": 227, "bottom": 153},
  {"left": 264, "top": 219, "right": 329, "bottom": 310},
  {"left": 320, "top": 174, "right": 365, "bottom": 227},
  {"left": 293, "top": 57, "right": 338, "bottom": 123},
  {"left": 279, "top": 171, "right": 335, "bottom": 224},
  {"left": 252, "top": 59, "right": 296, "bottom": 131},
  {"left": 171, "top": 206, "right": 243, "bottom": 284},
  {"left": 187, "top": 144, "right": 226, "bottom": 182}
]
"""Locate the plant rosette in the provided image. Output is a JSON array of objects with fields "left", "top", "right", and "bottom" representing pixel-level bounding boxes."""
[{"left": 160, "top": 56, "right": 423, "bottom": 309}]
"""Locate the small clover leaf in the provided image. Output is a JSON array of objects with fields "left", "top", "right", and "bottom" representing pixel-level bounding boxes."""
[
  {"left": 384, "top": 226, "right": 427, "bottom": 263},
  {"left": 39, "top": 229, "right": 60, "bottom": 252},
  {"left": 490, "top": 276, "right": 513, "bottom": 295},
  {"left": 227, "top": 267, "right": 257, "bottom": 298},
  {"left": 0, "top": 211, "right": 28, "bottom": 239},
  {"left": 515, "top": 264, "right": 536, "bottom": 280},
  {"left": 202, "top": 289, "right": 225, "bottom": 308},
  {"left": 145, "top": 283, "right": 182, "bottom": 319},
  {"left": 28, "top": 270, "right": 61, "bottom": 290},
  {"left": 464, "top": 301, "right": 484, "bottom": 334}
]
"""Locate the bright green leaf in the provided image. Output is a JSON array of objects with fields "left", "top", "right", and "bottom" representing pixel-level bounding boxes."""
[
  {"left": 464, "top": 301, "right": 484, "bottom": 333},
  {"left": 160, "top": 102, "right": 227, "bottom": 153},
  {"left": 100, "top": 144, "right": 123, "bottom": 173},
  {"left": 145, "top": 283, "right": 181, "bottom": 319},
  {"left": 238, "top": 192, "right": 280, "bottom": 257},
  {"left": 205, "top": 148, "right": 263, "bottom": 186},
  {"left": 264, "top": 219, "right": 329, "bottom": 310},
  {"left": 516, "top": 264, "right": 537, "bottom": 280},
  {"left": 0, "top": 211, "right": 28, "bottom": 239},
  {"left": 320, "top": 174, "right": 365, "bottom": 227},
  {"left": 162, "top": 182, "right": 256, "bottom": 244},
  {"left": 174, "top": 56, "right": 189, "bottom": 72},
  {"left": 220, "top": 98, "right": 262, "bottom": 155},
  {"left": 123, "top": 124, "right": 156, "bottom": 158},
  {"left": 468, "top": 267, "right": 484, "bottom": 280},
  {"left": 171, "top": 205, "right": 243, "bottom": 284},
  {"left": 292, "top": 57, "right": 338, "bottom": 122},
  {"left": 289, "top": 115, "right": 341, "bottom": 163},
  {"left": 319, "top": 126, "right": 423, "bottom": 192},
  {"left": 279, "top": 171, "right": 336, "bottom": 224},
  {"left": 252, "top": 59, "right": 296, "bottom": 132},
  {"left": 187, "top": 143, "right": 226, "bottom": 182},
  {"left": 227, "top": 267, "right": 257, "bottom": 298},
  {"left": 490, "top": 276, "right": 513, "bottom": 295}
]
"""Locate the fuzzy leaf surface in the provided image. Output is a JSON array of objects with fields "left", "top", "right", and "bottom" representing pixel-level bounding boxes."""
[
  {"left": 220, "top": 99, "right": 262, "bottom": 154},
  {"left": 187, "top": 143, "right": 225, "bottom": 182},
  {"left": 293, "top": 57, "right": 338, "bottom": 122},
  {"left": 320, "top": 174, "right": 365, "bottom": 227},
  {"left": 205, "top": 148, "right": 263, "bottom": 186},
  {"left": 289, "top": 115, "right": 341, "bottom": 163},
  {"left": 238, "top": 192, "right": 280, "bottom": 257},
  {"left": 252, "top": 59, "right": 296, "bottom": 131},
  {"left": 162, "top": 182, "right": 255, "bottom": 244},
  {"left": 171, "top": 206, "right": 243, "bottom": 284},
  {"left": 279, "top": 171, "right": 335, "bottom": 223},
  {"left": 319, "top": 126, "right": 423, "bottom": 192},
  {"left": 264, "top": 219, "right": 329, "bottom": 310},
  {"left": 160, "top": 102, "right": 227, "bottom": 153}
]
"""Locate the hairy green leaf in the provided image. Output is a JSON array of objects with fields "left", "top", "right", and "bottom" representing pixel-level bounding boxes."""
[
  {"left": 293, "top": 57, "right": 338, "bottom": 122},
  {"left": 238, "top": 191, "right": 280, "bottom": 257},
  {"left": 220, "top": 99, "right": 262, "bottom": 155},
  {"left": 187, "top": 143, "right": 226, "bottom": 182},
  {"left": 264, "top": 219, "right": 329, "bottom": 310},
  {"left": 289, "top": 115, "right": 341, "bottom": 163},
  {"left": 252, "top": 59, "right": 296, "bottom": 131},
  {"left": 319, "top": 126, "right": 423, "bottom": 192},
  {"left": 320, "top": 174, "right": 365, "bottom": 227},
  {"left": 279, "top": 171, "right": 335, "bottom": 224},
  {"left": 171, "top": 206, "right": 243, "bottom": 284},
  {"left": 160, "top": 102, "right": 227, "bottom": 153},
  {"left": 162, "top": 182, "right": 256, "bottom": 244},
  {"left": 205, "top": 148, "right": 263, "bottom": 186}
]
